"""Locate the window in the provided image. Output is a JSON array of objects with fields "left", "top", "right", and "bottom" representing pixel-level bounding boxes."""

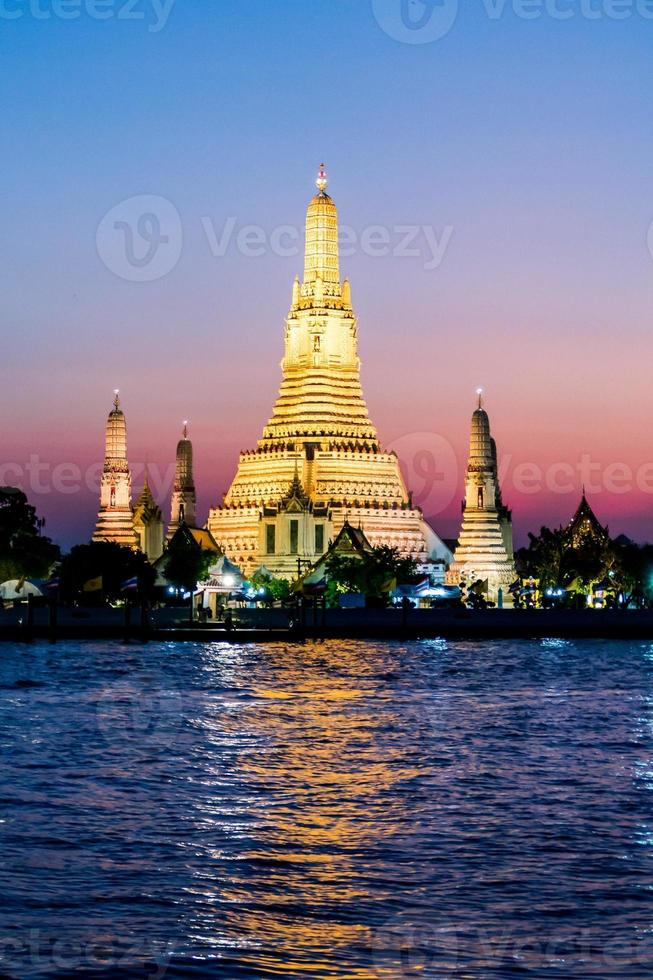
[
  {"left": 315, "top": 524, "right": 324, "bottom": 554},
  {"left": 289, "top": 520, "right": 299, "bottom": 555},
  {"left": 266, "top": 524, "right": 276, "bottom": 555}
]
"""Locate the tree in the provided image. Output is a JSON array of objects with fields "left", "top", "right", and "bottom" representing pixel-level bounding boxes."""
[
  {"left": 163, "top": 544, "right": 215, "bottom": 593},
  {"left": 517, "top": 525, "right": 653, "bottom": 607},
  {"left": 0, "top": 486, "right": 60, "bottom": 581},
  {"left": 59, "top": 541, "right": 155, "bottom": 602},
  {"left": 250, "top": 569, "right": 290, "bottom": 604},
  {"left": 325, "top": 545, "right": 417, "bottom": 607}
]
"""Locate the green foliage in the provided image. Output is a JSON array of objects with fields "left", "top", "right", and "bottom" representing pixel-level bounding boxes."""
[
  {"left": 517, "top": 526, "right": 653, "bottom": 604},
  {"left": 250, "top": 569, "right": 291, "bottom": 603},
  {"left": 0, "top": 487, "right": 60, "bottom": 580},
  {"left": 59, "top": 541, "right": 155, "bottom": 601},
  {"left": 325, "top": 545, "right": 417, "bottom": 607},
  {"left": 164, "top": 544, "right": 215, "bottom": 593}
]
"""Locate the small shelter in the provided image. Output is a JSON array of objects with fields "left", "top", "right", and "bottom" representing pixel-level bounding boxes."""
[{"left": 195, "top": 555, "right": 244, "bottom": 616}]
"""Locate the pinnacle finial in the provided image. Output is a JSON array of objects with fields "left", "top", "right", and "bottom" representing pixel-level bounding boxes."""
[
  {"left": 316, "top": 163, "right": 328, "bottom": 194},
  {"left": 183, "top": 420, "right": 188, "bottom": 439},
  {"left": 476, "top": 387, "right": 484, "bottom": 410},
  {"left": 113, "top": 388, "right": 120, "bottom": 410}
]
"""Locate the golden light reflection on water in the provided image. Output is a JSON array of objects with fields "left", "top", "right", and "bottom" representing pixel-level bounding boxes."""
[
  {"left": 3, "top": 638, "right": 653, "bottom": 979},
  {"left": 184, "top": 641, "right": 424, "bottom": 977}
]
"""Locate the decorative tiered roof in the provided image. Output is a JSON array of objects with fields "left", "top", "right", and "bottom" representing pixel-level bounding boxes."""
[
  {"left": 565, "top": 493, "right": 609, "bottom": 548},
  {"left": 260, "top": 164, "right": 378, "bottom": 451}
]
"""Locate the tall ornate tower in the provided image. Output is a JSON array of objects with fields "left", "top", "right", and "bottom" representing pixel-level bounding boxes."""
[
  {"left": 93, "top": 391, "right": 138, "bottom": 548},
  {"left": 133, "top": 475, "right": 164, "bottom": 561},
  {"left": 168, "top": 421, "right": 197, "bottom": 538},
  {"left": 446, "top": 393, "right": 516, "bottom": 604},
  {"left": 207, "top": 167, "right": 448, "bottom": 578}
]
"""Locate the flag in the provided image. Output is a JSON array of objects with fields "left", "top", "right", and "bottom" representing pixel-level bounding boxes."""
[
  {"left": 303, "top": 577, "right": 326, "bottom": 596},
  {"left": 121, "top": 576, "right": 139, "bottom": 592},
  {"left": 83, "top": 576, "right": 103, "bottom": 593}
]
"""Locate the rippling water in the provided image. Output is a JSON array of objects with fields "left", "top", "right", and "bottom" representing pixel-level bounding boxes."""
[{"left": 1, "top": 638, "right": 653, "bottom": 978}]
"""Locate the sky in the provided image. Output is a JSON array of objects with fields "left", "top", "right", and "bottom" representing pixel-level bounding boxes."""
[{"left": 2, "top": 0, "right": 653, "bottom": 550}]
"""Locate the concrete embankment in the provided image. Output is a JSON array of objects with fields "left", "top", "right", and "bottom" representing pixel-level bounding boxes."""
[{"left": 2, "top": 606, "right": 653, "bottom": 642}]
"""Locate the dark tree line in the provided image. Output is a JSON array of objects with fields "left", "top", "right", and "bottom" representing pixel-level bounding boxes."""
[{"left": 0, "top": 487, "right": 59, "bottom": 581}]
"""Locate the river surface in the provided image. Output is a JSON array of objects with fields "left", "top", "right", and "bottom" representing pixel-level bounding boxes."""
[{"left": 1, "top": 638, "right": 653, "bottom": 979}]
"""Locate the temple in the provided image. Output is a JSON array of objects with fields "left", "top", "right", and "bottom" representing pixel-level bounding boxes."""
[
  {"left": 133, "top": 475, "right": 164, "bottom": 561},
  {"left": 207, "top": 166, "right": 447, "bottom": 578},
  {"left": 93, "top": 392, "right": 164, "bottom": 558},
  {"left": 93, "top": 391, "right": 139, "bottom": 549},
  {"left": 169, "top": 422, "right": 197, "bottom": 538},
  {"left": 446, "top": 392, "right": 516, "bottom": 604},
  {"left": 565, "top": 492, "right": 609, "bottom": 549}
]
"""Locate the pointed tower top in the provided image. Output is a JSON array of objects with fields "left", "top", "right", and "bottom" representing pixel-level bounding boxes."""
[
  {"left": 284, "top": 460, "right": 309, "bottom": 507},
  {"left": 469, "top": 391, "right": 493, "bottom": 466},
  {"left": 183, "top": 420, "right": 188, "bottom": 440},
  {"left": 316, "top": 163, "right": 328, "bottom": 194},
  {"left": 113, "top": 389, "right": 120, "bottom": 410},
  {"left": 305, "top": 165, "right": 339, "bottom": 285}
]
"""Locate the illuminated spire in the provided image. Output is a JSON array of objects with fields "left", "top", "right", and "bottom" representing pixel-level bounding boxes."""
[
  {"left": 104, "top": 392, "right": 127, "bottom": 460},
  {"left": 93, "top": 390, "right": 137, "bottom": 549},
  {"left": 304, "top": 163, "right": 339, "bottom": 286},
  {"left": 316, "top": 162, "right": 328, "bottom": 194},
  {"left": 477, "top": 387, "right": 484, "bottom": 410},
  {"left": 470, "top": 402, "right": 492, "bottom": 466},
  {"left": 169, "top": 419, "right": 196, "bottom": 536}
]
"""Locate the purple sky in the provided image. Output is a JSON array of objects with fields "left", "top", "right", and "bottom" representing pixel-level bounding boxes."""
[{"left": 3, "top": 0, "right": 653, "bottom": 550}]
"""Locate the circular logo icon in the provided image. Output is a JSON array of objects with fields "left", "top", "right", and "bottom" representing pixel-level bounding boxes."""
[
  {"left": 647, "top": 218, "right": 653, "bottom": 266},
  {"left": 96, "top": 680, "right": 183, "bottom": 754},
  {"left": 387, "top": 431, "right": 459, "bottom": 516},
  {"left": 372, "top": 0, "right": 459, "bottom": 44},
  {"left": 96, "top": 194, "right": 182, "bottom": 282}
]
